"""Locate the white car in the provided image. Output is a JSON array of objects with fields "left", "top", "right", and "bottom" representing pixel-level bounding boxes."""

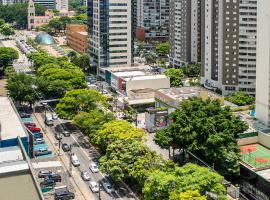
[
  {"left": 89, "top": 181, "right": 99, "bottom": 193},
  {"left": 52, "top": 113, "right": 58, "bottom": 120},
  {"left": 81, "top": 171, "right": 91, "bottom": 181},
  {"left": 89, "top": 162, "right": 99, "bottom": 173},
  {"left": 102, "top": 182, "right": 115, "bottom": 194},
  {"left": 71, "top": 154, "right": 80, "bottom": 167}
]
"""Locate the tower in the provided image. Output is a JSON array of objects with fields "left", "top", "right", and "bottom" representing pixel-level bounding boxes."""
[{"left": 28, "top": 0, "right": 35, "bottom": 30}]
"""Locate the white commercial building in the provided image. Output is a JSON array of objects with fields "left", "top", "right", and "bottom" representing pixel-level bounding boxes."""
[
  {"left": 55, "top": 0, "right": 68, "bottom": 11},
  {"left": 255, "top": 0, "right": 270, "bottom": 126}
]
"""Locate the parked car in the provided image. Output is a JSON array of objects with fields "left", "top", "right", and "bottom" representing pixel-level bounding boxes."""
[
  {"left": 46, "top": 174, "right": 61, "bottom": 182},
  {"left": 62, "top": 130, "right": 70, "bottom": 137},
  {"left": 24, "top": 122, "right": 36, "bottom": 127},
  {"left": 89, "top": 162, "right": 99, "bottom": 173},
  {"left": 102, "top": 182, "right": 115, "bottom": 194},
  {"left": 38, "top": 169, "right": 54, "bottom": 178},
  {"left": 40, "top": 178, "right": 56, "bottom": 187},
  {"left": 62, "top": 143, "right": 71, "bottom": 152},
  {"left": 55, "top": 133, "right": 62, "bottom": 140},
  {"left": 33, "top": 132, "right": 43, "bottom": 138},
  {"left": 71, "top": 154, "right": 80, "bottom": 167},
  {"left": 89, "top": 181, "right": 99, "bottom": 193},
  {"left": 45, "top": 119, "right": 54, "bottom": 126},
  {"left": 34, "top": 148, "right": 52, "bottom": 156},
  {"left": 34, "top": 138, "right": 45, "bottom": 144},
  {"left": 20, "top": 112, "right": 31, "bottom": 118},
  {"left": 54, "top": 187, "right": 75, "bottom": 200},
  {"left": 29, "top": 127, "right": 41, "bottom": 133},
  {"left": 81, "top": 171, "right": 91, "bottom": 181}
]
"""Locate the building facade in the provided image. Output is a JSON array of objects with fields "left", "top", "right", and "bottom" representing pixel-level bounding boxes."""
[
  {"left": 255, "top": 0, "right": 270, "bottom": 126},
  {"left": 0, "top": 0, "right": 26, "bottom": 5},
  {"left": 136, "top": 0, "right": 170, "bottom": 42},
  {"left": 55, "top": 0, "right": 68, "bottom": 11},
  {"left": 66, "top": 24, "right": 88, "bottom": 53},
  {"left": 201, "top": 0, "right": 240, "bottom": 94},
  {"left": 88, "top": 0, "right": 134, "bottom": 72},
  {"left": 33, "top": 0, "right": 55, "bottom": 9},
  {"left": 238, "top": 0, "right": 257, "bottom": 95},
  {"left": 169, "top": 0, "right": 201, "bottom": 68}
]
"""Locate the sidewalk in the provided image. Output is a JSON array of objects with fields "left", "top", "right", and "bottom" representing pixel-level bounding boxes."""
[{"left": 33, "top": 112, "right": 96, "bottom": 200}]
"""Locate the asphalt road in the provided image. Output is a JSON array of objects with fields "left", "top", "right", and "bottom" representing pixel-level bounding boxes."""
[{"left": 39, "top": 108, "right": 137, "bottom": 200}]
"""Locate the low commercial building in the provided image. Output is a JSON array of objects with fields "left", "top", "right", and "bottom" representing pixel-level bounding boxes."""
[
  {"left": 0, "top": 97, "right": 29, "bottom": 153},
  {"left": 66, "top": 24, "right": 88, "bottom": 53}
]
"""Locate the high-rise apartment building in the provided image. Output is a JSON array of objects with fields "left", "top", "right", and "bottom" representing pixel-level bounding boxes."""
[
  {"left": 0, "top": 0, "right": 26, "bottom": 5},
  {"left": 238, "top": 0, "right": 257, "bottom": 95},
  {"left": 88, "top": 0, "right": 134, "bottom": 73},
  {"left": 136, "top": 0, "right": 170, "bottom": 42},
  {"left": 169, "top": 0, "right": 201, "bottom": 68},
  {"left": 255, "top": 0, "right": 270, "bottom": 126},
  {"left": 33, "top": 0, "right": 55, "bottom": 9},
  {"left": 55, "top": 0, "right": 68, "bottom": 11},
  {"left": 201, "top": 0, "right": 240, "bottom": 94}
]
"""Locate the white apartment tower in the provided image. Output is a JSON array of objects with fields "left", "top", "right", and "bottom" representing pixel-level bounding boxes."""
[
  {"left": 255, "top": 0, "right": 270, "bottom": 126},
  {"left": 169, "top": 0, "right": 201, "bottom": 68},
  {"left": 56, "top": 0, "right": 68, "bottom": 11},
  {"left": 88, "top": 0, "right": 133, "bottom": 73},
  {"left": 238, "top": 0, "right": 257, "bottom": 95}
]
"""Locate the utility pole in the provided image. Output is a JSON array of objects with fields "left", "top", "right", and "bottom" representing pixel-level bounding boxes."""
[{"left": 98, "top": 181, "right": 101, "bottom": 200}]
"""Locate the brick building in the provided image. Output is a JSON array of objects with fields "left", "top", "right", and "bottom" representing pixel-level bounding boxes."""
[{"left": 66, "top": 24, "right": 88, "bottom": 53}]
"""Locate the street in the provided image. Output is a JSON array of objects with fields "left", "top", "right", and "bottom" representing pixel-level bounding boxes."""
[{"left": 34, "top": 105, "right": 137, "bottom": 200}]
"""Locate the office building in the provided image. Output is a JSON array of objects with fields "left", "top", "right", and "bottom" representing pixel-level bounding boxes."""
[
  {"left": 66, "top": 24, "right": 88, "bottom": 53},
  {"left": 136, "top": 0, "right": 170, "bottom": 42},
  {"left": 169, "top": 0, "right": 201, "bottom": 68},
  {"left": 200, "top": 0, "right": 240, "bottom": 94},
  {"left": 238, "top": 0, "right": 257, "bottom": 95},
  {"left": 256, "top": 0, "right": 270, "bottom": 126},
  {"left": 88, "top": 0, "right": 134, "bottom": 73},
  {"left": 34, "top": 0, "right": 55, "bottom": 9},
  {"left": 0, "top": 0, "right": 26, "bottom": 5}
]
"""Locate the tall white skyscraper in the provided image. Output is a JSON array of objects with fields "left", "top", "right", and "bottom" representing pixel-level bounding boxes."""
[
  {"left": 56, "top": 0, "right": 68, "bottom": 11},
  {"left": 88, "top": 0, "right": 134, "bottom": 74},
  {"left": 255, "top": 0, "right": 270, "bottom": 126}
]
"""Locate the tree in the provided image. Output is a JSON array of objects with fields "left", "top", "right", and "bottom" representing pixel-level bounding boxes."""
[
  {"left": 0, "top": 18, "right": 5, "bottom": 26},
  {"left": 144, "top": 52, "right": 157, "bottom": 64},
  {"left": 143, "top": 163, "right": 226, "bottom": 200},
  {"left": 164, "top": 68, "right": 184, "bottom": 87},
  {"left": 73, "top": 110, "right": 115, "bottom": 137},
  {"left": 99, "top": 139, "right": 150, "bottom": 181},
  {"left": 182, "top": 64, "right": 201, "bottom": 78},
  {"left": 170, "top": 190, "right": 207, "bottom": 200},
  {"left": 154, "top": 97, "right": 248, "bottom": 177},
  {"left": 155, "top": 42, "right": 169, "bottom": 55},
  {"left": 93, "top": 120, "right": 145, "bottom": 151},
  {"left": 70, "top": 53, "right": 90, "bottom": 72},
  {"left": 59, "top": 16, "right": 72, "bottom": 30},
  {"left": 48, "top": 18, "right": 63, "bottom": 33},
  {"left": 0, "top": 24, "right": 15, "bottom": 36},
  {"left": 27, "top": 52, "right": 59, "bottom": 70},
  {"left": 7, "top": 73, "right": 38, "bottom": 107},
  {"left": 56, "top": 89, "right": 107, "bottom": 119},
  {"left": 0, "top": 47, "right": 18, "bottom": 71},
  {"left": 225, "top": 91, "right": 255, "bottom": 106}
]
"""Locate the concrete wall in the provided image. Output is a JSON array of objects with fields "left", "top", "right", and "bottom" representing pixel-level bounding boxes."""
[
  {"left": 126, "top": 78, "right": 170, "bottom": 93},
  {"left": 238, "top": 136, "right": 258, "bottom": 146},
  {"left": 258, "top": 132, "right": 270, "bottom": 148}
]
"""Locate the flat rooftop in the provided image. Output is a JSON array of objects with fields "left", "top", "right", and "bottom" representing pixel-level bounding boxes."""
[
  {"left": 77, "top": 31, "right": 88, "bottom": 36},
  {"left": 114, "top": 70, "right": 146, "bottom": 77},
  {"left": 157, "top": 87, "right": 200, "bottom": 99},
  {"left": 124, "top": 74, "right": 168, "bottom": 81},
  {"left": 0, "top": 97, "right": 27, "bottom": 140}
]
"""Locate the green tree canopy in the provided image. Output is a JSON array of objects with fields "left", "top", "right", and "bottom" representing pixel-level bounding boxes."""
[
  {"left": 154, "top": 97, "right": 248, "bottom": 177},
  {"left": 56, "top": 89, "right": 107, "bottom": 119},
  {"left": 164, "top": 68, "right": 184, "bottom": 87},
  {"left": 143, "top": 163, "right": 226, "bottom": 200},
  {"left": 28, "top": 52, "right": 59, "bottom": 70},
  {"left": 73, "top": 110, "right": 115, "bottom": 137},
  {"left": 225, "top": 91, "right": 255, "bottom": 106},
  {"left": 0, "top": 24, "right": 15, "bottom": 36},
  {"left": 0, "top": 18, "right": 5, "bottom": 26},
  {"left": 7, "top": 73, "right": 38, "bottom": 107},
  {"left": 155, "top": 42, "right": 170, "bottom": 55},
  {"left": 182, "top": 64, "right": 201, "bottom": 78},
  {"left": 93, "top": 120, "right": 145, "bottom": 151},
  {"left": 70, "top": 53, "right": 90, "bottom": 72},
  {"left": 170, "top": 190, "right": 207, "bottom": 200},
  {"left": 0, "top": 47, "right": 18, "bottom": 71}
]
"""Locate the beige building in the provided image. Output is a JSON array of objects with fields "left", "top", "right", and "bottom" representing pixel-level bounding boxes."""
[{"left": 66, "top": 24, "right": 88, "bottom": 53}]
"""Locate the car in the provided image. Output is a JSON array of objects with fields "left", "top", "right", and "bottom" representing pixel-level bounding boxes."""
[
  {"left": 81, "top": 171, "right": 91, "bottom": 181},
  {"left": 71, "top": 154, "right": 80, "bottom": 167},
  {"left": 52, "top": 113, "right": 58, "bottom": 120},
  {"left": 41, "top": 102, "right": 48, "bottom": 106},
  {"left": 46, "top": 174, "right": 61, "bottom": 182},
  {"left": 34, "top": 138, "right": 45, "bottom": 144},
  {"left": 24, "top": 122, "right": 36, "bottom": 127},
  {"left": 62, "top": 143, "right": 71, "bottom": 152},
  {"left": 20, "top": 112, "right": 31, "bottom": 118},
  {"left": 33, "top": 132, "right": 43, "bottom": 139},
  {"left": 45, "top": 119, "right": 54, "bottom": 126},
  {"left": 102, "top": 182, "right": 115, "bottom": 194},
  {"left": 38, "top": 169, "right": 54, "bottom": 178},
  {"left": 55, "top": 133, "right": 62, "bottom": 140},
  {"left": 28, "top": 126, "right": 41, "bottom": 133},
  {"left": 89, "top": 162, "right": 99, "bottom": 173},
  {"left": 54, "top": 187, "right": 75, "bottom": 200},
  {"left": 40, "top": 178, "right": 56, "bottom": 187},
  {"left": 89, "top": 181, "right": 99, "bottom": 193},
  {"left": 62, "top": 130, "right": 70, "bottom": 137}
]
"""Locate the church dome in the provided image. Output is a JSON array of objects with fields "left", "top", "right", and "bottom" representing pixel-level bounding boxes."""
[{"left": 35, "top": 32, "right": 55, "bottom": 45}]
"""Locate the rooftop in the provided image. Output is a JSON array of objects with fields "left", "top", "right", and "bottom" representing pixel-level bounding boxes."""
[
  {"left": 77, "top": 31, "right": 88, "bottom": 36},
  {"left": 0, "top": 97, "right": 27, "bottom": 140},
  {"left": 124, "top": 74, "right": 168, "bottom": 81},
  {"left": 157, "top": 87, "right": 201, "bottom": 99}
]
